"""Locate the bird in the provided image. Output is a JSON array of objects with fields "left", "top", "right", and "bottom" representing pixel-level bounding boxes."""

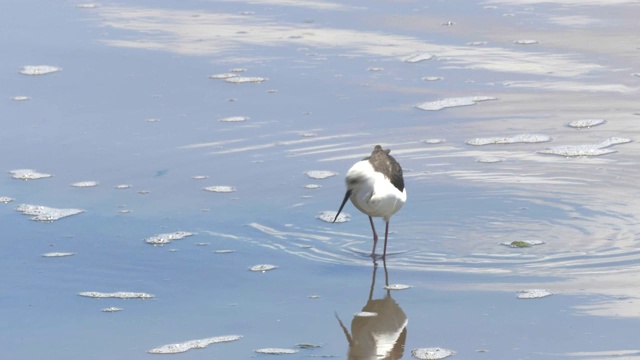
[{"left": 333, "top": 145, "right": 406, "bottom": 259}]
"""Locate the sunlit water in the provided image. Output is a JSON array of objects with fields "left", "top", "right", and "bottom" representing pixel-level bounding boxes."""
[{"left": 2, "top": 1, "right": 640, "bottom": 359}]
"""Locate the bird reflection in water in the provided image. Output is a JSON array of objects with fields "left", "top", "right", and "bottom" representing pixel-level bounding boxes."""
[{"left": 335, "top": 259, "right": 408, "bottom": 359}]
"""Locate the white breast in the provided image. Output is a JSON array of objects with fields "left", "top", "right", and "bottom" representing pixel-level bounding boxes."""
[{"left": 345, "top": 160, "right": 406, "bottom": 222}]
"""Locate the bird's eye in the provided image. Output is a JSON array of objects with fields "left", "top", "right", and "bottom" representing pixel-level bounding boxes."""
[{"left": 347, "top": 178, "right": 360, "bottom": 186}]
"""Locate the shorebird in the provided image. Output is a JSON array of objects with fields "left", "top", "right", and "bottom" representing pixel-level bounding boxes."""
[{"left": 333, "top": 145, "right": 406, "bottom": 259}]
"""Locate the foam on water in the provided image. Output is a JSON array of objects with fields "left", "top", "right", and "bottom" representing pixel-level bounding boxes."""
[
  {"left": 416, "top": 96, "right": 498, "bottom": 111},
  {"left": 466, "top": 134, "right": 551, "bottom": 146},
  {"left": 305, "top": 170, "right": 337, "bottom": 179},
  {"left": 101, "top": 307, "right": 123, "bottom": 312},
  {"left": 224, "top": 76, "right": 268, "bottom": 84},
  {"left": 539, "top": 136, "right": 631, "bottom": 157},
  {"left": 42, "top": 252, "right": 75, "bottom": 257},
  {"left": 10, "top": 169, "right": 52, "bottom": 180},
  {"left": 71, "top": 181, "right": 99, "bottom": 188},
  {"left": 317, "top": 210, "right": 350, "bottom": 223},
  {"left": 0, "top": 197, "right": 14, "bottom": 203},
  {"left": 144, "top": 231, "right": 194, "bottom": 245},
  {"left": 20, "top": 65, "right": 61, "bottom": 75},
  {"left": 78, "top": 291, "right": 155, "bottom": 299},
  {"left": 254, "top": 348, "right": 299, "bottom": 355},
  {"left": 219, "top": 116, "right": 249, "bottom": 122},
  {"left": 384, "top": 284, "right": 412, "bottom": 290},
  {"left": 16, "top": 204, "right": 84, "bottom": 222},
  {"left": 148, "top": 335, "right": 242, "bottom": 354},
  {"left": 203, "top": 185, "right": 236, "bottom": 193},
  {"left": 402, "top": 53, "right": 434, "bottom": 63},
  {"left": 411, "top": 348, "right": 455, "bottom": 360},
  {"left": 249, "top": 264, "right": 278, "bottom": 272},
  {"left": 568, "top": 119, "right": 606, "bottom": 128},
  {"left": 517, "top": 289, "right": 552, "bottom": 299}
]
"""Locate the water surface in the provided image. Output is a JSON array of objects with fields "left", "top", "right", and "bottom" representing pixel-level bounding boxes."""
[{"left": 2, "top": 0, "right": 640, "bottom": 359}]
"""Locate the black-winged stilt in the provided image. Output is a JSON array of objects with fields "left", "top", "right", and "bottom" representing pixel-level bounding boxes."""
[{"left": 333, "top": 145, "right": 406, "bottom": 259}]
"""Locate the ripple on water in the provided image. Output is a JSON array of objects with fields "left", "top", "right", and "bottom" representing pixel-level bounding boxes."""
[
  {"left": 148, "top": 335, "right": 242, "bottom": 354},
  {"left": 10, "top": 169, "right": 52, "bottom": 180},
  {"left": 416, "top": 96, "right": 497, "bottom": 111},
  {"left": 467, "top": 133, "right": 551, "bottom": 146},
  {"left": 411, "top": 348, "right": 455, "bottom": 360},
  {"left": 11, "top": 96, "right": 31, "bottom": 101},
  {"left": 16, "top": 204, "right": 84, "bottom": 222}
]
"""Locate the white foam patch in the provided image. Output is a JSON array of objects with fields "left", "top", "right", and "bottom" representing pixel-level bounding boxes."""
[
  {"left": 517, "top": 289, "right": 552, "bottom": 299},
  {"left": 0, "top": 197, "right": 14, "bottom": 203},
  {"left": 20, "top": 65, "right": 61, "bottom": 75},
  {"left": 16, "top": 204, "right": 84, "bottom": 222},
  {"left": 466, "top": 134, "right": 551, "bottom": 146},
  {"left": 514, "top": 39, "right": 539, "bottom": 45},
  {"left": 209, "top": 73, "right": 238, "bottom": 79},
  {"left": 101, "top": 307, "right": 123, "bottom": 312},
  {"left": 148, "top": 335, "right": 242, "bottom": 354},
  {"left": 384, "top": 284, "right": 412, "bottom": 290},
  {"left": 249, "top": 264, "right": 278, "bottom": 272},
  {"left": 203, "top": 186, "right": 236, "bottom": 193},
  {"left": 225, "top": 76, "right": 267, "bottom": 84},
  {"left": 255, "top": 348, "right": 299, "bottom": 355},
  {"left": 567, "top": 119, "right": 606, "bottom": 128},
  {"left": 422, "top": 138, "right": 446, "bottom": 144},
  {"left": 317, "top": 211, "right": 350, "bottom": 223},
  {"left": 42, "top": 252, "right": 75, "bottom": 257},
  {"left": 71, "top": 181, "right": 99, "bottom": 188},
  {"left": 305, "top": 170, "right": 337, "bottom": 179},
  {"left": 145, "top": 231, "right": 194, "bottom": 245},
  {"left": 411, "top": 347, "right": 456, "bottom": 360},
  {"left": 402, "top": 53, "right": 434, "bottom": 63},
  {"left": 78, "top": 291, "right": 155, "bottom": 299},
  {"left": 10, "top": 169, "right": 52, "bottom": 180},
  {"left": 219, "top": 116, "right": 249, "bottom": 122},
  {"left": 539, "top": 137, "right": 631, "bottom": 157},
  {"left": 416, "top": 96, "right": 497, "bottom": 111}
]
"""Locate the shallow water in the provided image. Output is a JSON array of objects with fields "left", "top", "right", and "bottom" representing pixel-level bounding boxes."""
[{"left": 3, "top": 1, "right": 640, "bottom": 359}]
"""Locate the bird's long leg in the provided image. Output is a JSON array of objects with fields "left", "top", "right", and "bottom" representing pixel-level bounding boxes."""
[
  {"left": 382, "top": 221, "right": 390, "bottom": 260},
  {"left": 368, "top": 216, "right": 378, "bottom": 258}
]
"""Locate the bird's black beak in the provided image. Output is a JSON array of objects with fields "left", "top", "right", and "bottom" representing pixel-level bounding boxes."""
[{"left": 333, "top": 189, "right": 352, "bottom": 223}]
